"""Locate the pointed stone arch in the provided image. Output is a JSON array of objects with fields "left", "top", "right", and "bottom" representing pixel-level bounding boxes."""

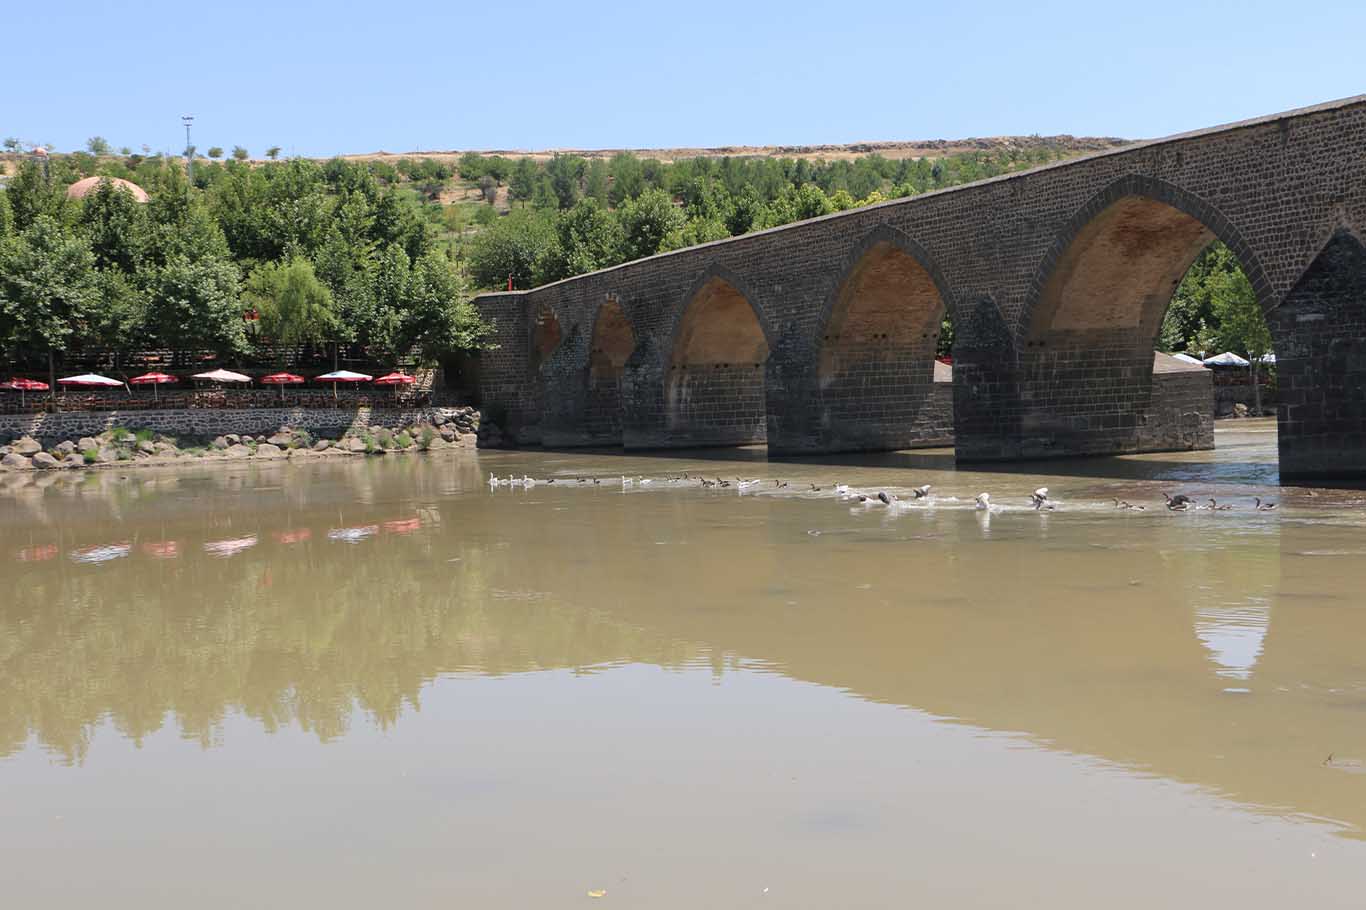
[
  {"left": 1014, "top": 176, "right": 1274, "bottom": 457},
  {"left": 1024, "top": 174, "right": 1274, "bottom": 340},
  {"left": 584, "top": 298, "right": 636, "bottom": 443},
  {"left": 805, "top": 226, "right": 956, "bottom": 452},
  {"left": 664, "top": 264, "right": 771, "bottom": 447}
]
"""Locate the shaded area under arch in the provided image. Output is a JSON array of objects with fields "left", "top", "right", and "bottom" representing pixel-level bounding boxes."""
[{"left": 665, "top": 276, "right": 770, "bottom": 447}]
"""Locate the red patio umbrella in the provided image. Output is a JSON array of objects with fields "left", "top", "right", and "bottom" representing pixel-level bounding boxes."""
[
  {"left": 261, "top": 372, "right": 305, "bottom": 403},
  {"left": 373, "top": 371, "right": 416, "bottom": 400},
  {"left": 1, "top": 377, "right": 50, "bottom": 407},
  {"left": 128, "top": 371, "right": 178, "bottom": 401}
]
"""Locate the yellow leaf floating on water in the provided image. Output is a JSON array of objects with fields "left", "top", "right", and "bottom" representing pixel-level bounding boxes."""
[{"left": 587, "top": 890, "right": 607, "bottom": 899}]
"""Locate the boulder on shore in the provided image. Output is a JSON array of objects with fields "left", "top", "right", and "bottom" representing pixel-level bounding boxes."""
[
  {"left": 96, "top": 447, "right": 119, "bottom": 464},
  {"left": 54, "top": 440, "right": 77, "bottom": 456},
  {"left": 255, "top": 443, "right": 284, "bottom": 457},
  {"left": 77, "top": 437, "right": 98, "bottom": 452},
  {"left": 267, "top": 432, "right": 293, "bottom": 447},
  {"left": 210, "top": 436, "right": 229, "bottom": 450},
  {"left": 62, "top": 453, "right": 86, "bottom": 468},
  {"left": 224, "top": 444, "right": 252, "bottom": 458},
  {"left": 1, "top": 453, "right": 32, "bottom": 470},
  {"left": 32, "top": 451, "right": 60, "bottom": 469},
  {"left": 345, "top": 437, "right": 367, "bottom": 453},
  {"left": 13, "top": 437, "right": 41, "bottom": 456}
]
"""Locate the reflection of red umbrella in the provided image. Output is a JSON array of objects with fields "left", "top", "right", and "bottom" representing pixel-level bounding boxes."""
[
  {"left": 16, "top": 543, "right": 59, "bottom": 562},
  {"left": 141, "top": 541, "right": 180, "bottom": 559},
  {"left": 1, "top": 377, "right": 49, "bottom": 406},
  {"left": 272, "top": 528, "right": 312, "bottom": 545},
  {"left": 129, "top": 372, "right": 177, "bottom": 401},
  {"left": 261, "top": 372, "right": 304, "bottom": 403},
  {"left": 383, "top": 517, "right": 421, "bottom": 535}
]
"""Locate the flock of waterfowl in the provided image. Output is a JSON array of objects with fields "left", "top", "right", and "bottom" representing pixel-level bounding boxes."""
[{"left": 488, "top": 473, "right": 1277, "bottom": 514}]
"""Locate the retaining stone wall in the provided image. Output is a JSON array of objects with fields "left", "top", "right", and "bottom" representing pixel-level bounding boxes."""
[{"left": 0, "top": 406, "right": 475, "bottom": 444}]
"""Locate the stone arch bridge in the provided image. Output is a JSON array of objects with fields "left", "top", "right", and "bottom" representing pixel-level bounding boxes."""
[{"left": 469, "top": 95, "right": 1366, "bottom": 480}]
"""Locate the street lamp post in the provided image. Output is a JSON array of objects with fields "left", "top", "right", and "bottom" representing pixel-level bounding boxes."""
[{"left": 181, "top": 114, "right": 195, "bottom": 182}]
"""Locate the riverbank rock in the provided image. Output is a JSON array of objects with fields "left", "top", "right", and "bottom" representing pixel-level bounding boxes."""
[
  {"left": 255, "top": 443, "right": 284, "bottom": 457},
  {"left": 77, "top": 436, "right": 99, "bottom": 452},
  {"left": 210, "top": 436, "right": 229, "bottom": 450},
  {"left": 344, "top": 436, "right": 367, "bottom": 453},
  {"left": 96, "top": 447, "right": 119, "bottom": 464},
  {"left": 137, "top": 439, "right": 157, "bottom": 455},
  {"left": 267, "top": 432, "right": 293, "bottom": 447},
  {"left": 312, "top": 439, "right": 330, "bottom": 452},
  {"left": 62, "top": 453, "right": 85, "bottom": 468},
  {"left": 2, "top": 452, "right": 32, "bottom": 470},
  {"left": 225, "top": 443, "right": 251, "bottom": 458},
  {"left": 13, "top": 436, "right": 41, "bottom": 456},
  {"left": 32, "top": 452, "right": 60, "bottom": 469},
  {"left": 54, "top": 440, "right": 77, "bottom": 456}
]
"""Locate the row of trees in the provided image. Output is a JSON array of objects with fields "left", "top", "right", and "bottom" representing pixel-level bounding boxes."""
[
  {"left": 0, "top": 157, "right": 490, "bottom": 372},
  {"left": 462, "top": 146, "right": 1072, "bottom": 290}
]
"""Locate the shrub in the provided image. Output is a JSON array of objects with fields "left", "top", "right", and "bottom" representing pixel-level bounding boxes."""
[
  {"left": 81, "top": 449, "right": 97, "bottom": 464},
  {"left": 134, "top": 428, "right": 154, "bottom": 443},
  {"left": 110, "top": 427, "right": 133, "bottom": 442},
  {"left": 396, "top": 431, "right": 413, "bottom": 448},
  {"left": 291, "top": 429, "right": 314, "bottom": 449},
  {"left": 419, "top": 427, "right": 436, "bottom": 450}
]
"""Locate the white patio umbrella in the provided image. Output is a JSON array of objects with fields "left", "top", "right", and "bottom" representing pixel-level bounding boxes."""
[
  {"left": 1203, "top": 351, "right": 1251, "bottom": 367},
  {"left": 192, "top": 368, "right": 252, "bottom": 384},
  {"left": 1171, "top": 353, "right": 1205, "bottom": 365},
  {"left": 315, "top": 369, "right": 373, "bottom": 401}
]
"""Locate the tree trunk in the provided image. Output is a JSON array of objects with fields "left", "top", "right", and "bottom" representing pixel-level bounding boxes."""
[
  {"left": 48, "top": 350, "right": 56, "bottom": 406},
  {"left": 1252, "top": 359, "right": 1262, "bottom": 417}
]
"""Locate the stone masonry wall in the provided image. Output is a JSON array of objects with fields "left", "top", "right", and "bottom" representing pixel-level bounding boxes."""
[{"left": 0, "top": 406, "right": 475, "bottom": 443}]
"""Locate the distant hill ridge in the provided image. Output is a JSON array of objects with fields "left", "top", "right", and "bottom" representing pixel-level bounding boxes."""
[{"left": 343, "top": 135, "right": 1131, "bottom": 164}]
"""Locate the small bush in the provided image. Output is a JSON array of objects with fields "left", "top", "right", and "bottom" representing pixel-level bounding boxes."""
[
  {"left": 396, "top": 431, "right": 413, "bottom": 448},
  {"left": 134, "top": 428, "right": 154, "bottom": 443},
  {"left": 291, "top": 429, "right": 314, "bottom": 450},
  {"left": 419, "top": 427, "right": 436, "bottom": 450},
  {"left": 375, "top": 428, "right": 394, "bottom": 448},
  {"left": 110, "top": 427, "right": 133, "bottom": 443},
  {"left": 81, "top": 449, "right": 98, "bottom": 464},
  {"left": 362, "top": 434, "right": 378, "bottom": 454}
]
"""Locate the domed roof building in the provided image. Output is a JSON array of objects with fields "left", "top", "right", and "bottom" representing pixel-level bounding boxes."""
[{"left": 65, "top": 175, "right": 149, "bottom": 203}]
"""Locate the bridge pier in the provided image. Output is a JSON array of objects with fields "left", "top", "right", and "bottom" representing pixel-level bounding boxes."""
[{"left": 1271, "top": 230, "right": 1366, "bottom": 480}]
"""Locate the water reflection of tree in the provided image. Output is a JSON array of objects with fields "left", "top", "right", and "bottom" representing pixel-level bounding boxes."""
[{"left": 0, "top": 537, "right": 700, "bottom": 764}]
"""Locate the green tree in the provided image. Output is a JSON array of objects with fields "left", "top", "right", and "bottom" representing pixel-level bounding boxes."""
[
  {"left": 458, "top": 153, "right": 486, "bottom": 180},
  {"left": 232, "top": 146, "right": 249, "bottom": 161},
  {"left": 1210, "top": 263, "right": 1273, "bottom": 415},
  {"left": 78, "top": 178, "right": 147, "bottom": 273},
  {"left": 393, "top": 251, "right": 491, "bottom": 362},
  {"left": 539, "top": 199, "right": 624, "bottom": 283},
  {"left": 509, "top": 157, "right": 538, "bottom": 205},
  {"left": 0, "top": 216, "right": 101, "bottom": 371},
  {"left": 608, "top": 152, "right": 644, "bottom": 206},
  {"left": 0, "top": 191, "right": 12, "bottom": 241},
  {"left": 5, "top": 160, "right": 65, "bottom": 232},
  {"left": 142, "top": 254, "right": 246, "bottom": 358},
  {"left": 266, "top": 146, "right": 282, "bottom": 160},
  {"left": 86, "top": 136, "right": 111, "bottom": 156},
  {"left": 467, "top": 209, "right": 555, "bottom": 289},
  {"left": 242, "top": 257, "right": 340, "bottom": 350},
  {"left": 616, "top": 188, "right": 684, "bottom": 261},
  {"left": 207, "top": 146, "right": 224, "bottom": 159}
]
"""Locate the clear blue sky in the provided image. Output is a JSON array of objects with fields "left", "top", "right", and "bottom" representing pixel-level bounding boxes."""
[{"left": 7, "top": 0, "right": 1363, "bottom": 157}]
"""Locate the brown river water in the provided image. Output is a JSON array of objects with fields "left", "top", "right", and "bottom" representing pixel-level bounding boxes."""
[{"left": 3, "top": 418, "right": 1366, "bottom": 908}]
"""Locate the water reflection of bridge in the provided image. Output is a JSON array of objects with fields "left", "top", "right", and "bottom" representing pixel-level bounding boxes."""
[{"left": 3, "top": 459, "right": 1363, "bottom": 837}]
